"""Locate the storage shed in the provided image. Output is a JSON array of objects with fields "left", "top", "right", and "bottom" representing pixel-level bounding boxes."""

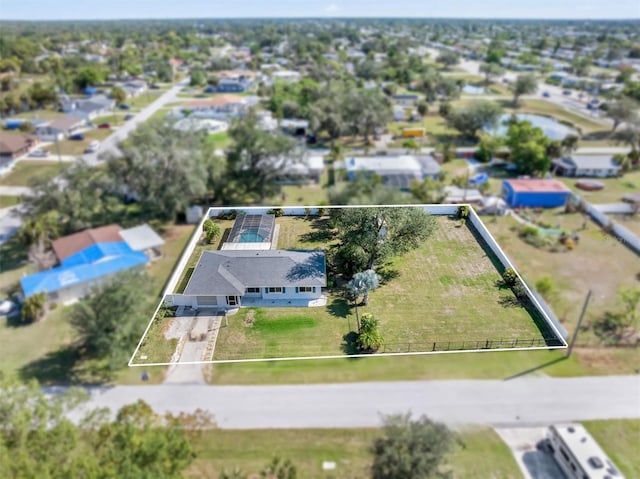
[{"left": 502, "top": 179, "right": 571, "bottom": 208}]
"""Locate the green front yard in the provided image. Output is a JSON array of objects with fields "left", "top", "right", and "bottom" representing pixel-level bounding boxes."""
[
  {"left": 187, "top": 426, "right": 520, "bottom": 479},
  {"left": 583, "top": 419, "right": 640, "bottom": 479},
  {"left": 558, "top": 170, "right": 640, "bottom": 204},
  {"left": 42, "top": 128, "right": 113, "bottom": 156},
  {"left": 0, "top": 195, "right": 21, "bottom": 208},
  {"left": 193, "top": 214, "right": 548, "bottom": 361},
  {"left": 0, "top": 224, "right": 195, "bottom": 385},
  {"left": 0, "top": 160, "right": 62, "bottom": 186}
]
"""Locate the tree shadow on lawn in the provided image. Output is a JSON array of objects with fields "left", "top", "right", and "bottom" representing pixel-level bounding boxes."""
[
  {"left": 326, "top": 297, "right": 350, "bottom": 318},
  {"left": 341, "top": 331, "right": 360, "bottom": 356},
  {"left": 0, "top": 234, "right": 28, "bottom": 273},
  {"left": 298, "top": 218, "right": 334, "bottom": 244},
  {"left": 19, "top": 344, "right": 112, "bottom": 386},
  {"left": 376, "top": 264, "right": 399, "bottom": 285}
]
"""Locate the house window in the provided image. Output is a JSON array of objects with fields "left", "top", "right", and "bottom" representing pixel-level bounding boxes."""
[
  {"left": 267, "top": 287, "right": 283, "bottom": 293},
  {"left": 297, "top": 286, "right": 314, "bottom": 293},
  {"left": 246, "top": 287, "right": 260, "bottom": 294}
]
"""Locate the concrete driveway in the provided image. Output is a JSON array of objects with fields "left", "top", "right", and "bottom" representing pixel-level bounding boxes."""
[{"left": 495, "top": 427, "right": 567, "bottom": 479}]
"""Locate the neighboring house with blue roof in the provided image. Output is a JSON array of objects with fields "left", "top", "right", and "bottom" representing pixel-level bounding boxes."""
[
  {"left": 21, "top": 242, "right": 148, "bottom": 304},
  {"left": 21, "top": 223, "right": 164, "bottom": 304}
]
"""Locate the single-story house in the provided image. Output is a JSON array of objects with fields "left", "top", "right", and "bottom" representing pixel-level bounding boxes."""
[
  {"left": 0, "top": 133, "right": 39, "bottom": 169},
  {"left": 21, "top": 241, "right": 149, "bottom": 304},
  {"left": 60, "top": 95, "right": 115, "bottom": 120},
  {"left": 502, "top": 179, "right": 572, "bottom": 208},
  {"left": 35, "top": 115, "right": 85, "bottom": 142},
  {"left": 552, "top": 155, "right": 621, "bottom": 178},
  {"left": 343, "top": 155, "right": 441, "bottom": 190},
  {"left": 270, "top": 70, "right": 301, "bottom": 83},
  {"left": 216, "top": 78, "right": 251, "bottom": 92},
  {"left": 51, "top": 223, "right": 164, "bottom": 263},
  {"left": 269, "top": 154, "right": 324, "bottom": 184},
  {"left": 183, "top": 94, "right": 251, "bottom": 119},
  {"left": 118, "top": 224, "right": 165, "bottom": 261},
  {"left": 181, "top": 249, "right": 326, "bottom": 309},
  {"left": 119, "top": 79, "right": 147, "bottom": 98},
  {"left": 170, "top": 213, "right": 326, "bottom": 309},
  {"left": 173, "top": 118, "right": 228, "bottom": 134},
  {"left": 391, "top": 94, "right": 420, "bottom": 106}
]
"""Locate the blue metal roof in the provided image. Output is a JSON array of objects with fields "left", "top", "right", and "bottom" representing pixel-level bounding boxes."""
[{"left": 21, "top": 242, "right": 148, "bottom": 298}]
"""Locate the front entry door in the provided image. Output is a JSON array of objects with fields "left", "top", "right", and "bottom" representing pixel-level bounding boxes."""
[{"left": 227, "top": 296, "right": 238, "bottom": 306}]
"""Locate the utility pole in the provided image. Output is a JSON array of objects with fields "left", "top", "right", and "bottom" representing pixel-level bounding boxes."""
[
  {"left": 55, "top": 136, "right": 62, "bottom": 170},
  {"left": 566, "top": 289, "right": 592, "bottom": 358}
]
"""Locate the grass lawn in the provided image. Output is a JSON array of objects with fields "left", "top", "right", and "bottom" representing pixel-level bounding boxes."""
[
  {"left": 15, "top": 109, "right": 65, "bottom": 122},
  {"left": 43, "top": 128, "right": 113, "bottom": 156},
  {"left": 557, "top": 170, "right": 640, "bottom": 204},
  {"left": 484, "top": 213, "right": 640, "bottom": 344},
  {"left": 0, "top": 195, "right": 20, "bottom": 208},
  {"left": 269, "top": 183, "right": 328, "bottom": 206},
  {"left": 206, "top": 131, "right": 232, "bottom": 149},
  {"left": 209, "top": 215, "right": 548, "bottom": 361},
  {"left": 0, "top": 160, "right": 62, "bottom": 186},
  {"left": 0, "top": 224, "right": 194, "bottom": 385},
  {"left": 124, "top": 91, "right": 163, "bottom": 110},
  {"left": 387, "top": 115, "right": 468, "bottom": 147},
  {"left": 582, "top": 419, "right": 640, "bottom": 478},
  {"left": 186, "top": 426, "right": 520, "bottom": 479}
]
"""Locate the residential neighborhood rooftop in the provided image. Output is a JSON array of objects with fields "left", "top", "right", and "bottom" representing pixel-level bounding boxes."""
[
  {"left": 184, "top": 250, "right": 327, "bottom": 296},
  {"left": 504, "top": 178, "right": 571, "bottom": 193}
]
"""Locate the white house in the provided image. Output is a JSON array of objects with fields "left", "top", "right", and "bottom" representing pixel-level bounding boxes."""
[
  {"left": 343, "top": 155, "right": 441, "bottom": 189},
  {"left": 171, "top": 214, "right": 326, "bottom": 309},
  {"left": 60, "top": 95, "right": 115, "bottom": 120},
  {"left": 35, "top": 115, "right": 85, "bottom": 142},
  {"left": 552, "top": 155, "right": 621, "bottom": 178}
]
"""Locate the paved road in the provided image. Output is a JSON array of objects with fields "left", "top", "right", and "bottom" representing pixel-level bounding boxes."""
[
  {"left": 0, "top": 186, "right": 33, "bottom": 196},
  {"left": 82, "top": 79, "right": 189, "bottom": 166},
  {"left": 0, "top": 205, "right": 24, "bottom": 244},
  {"left": 69, "top": 375, "right": 640, "bottom": 429}
]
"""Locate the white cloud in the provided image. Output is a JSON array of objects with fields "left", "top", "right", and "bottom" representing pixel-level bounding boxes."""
[{"left": 323, "top": 3, "right": 341, "bottom": 13}]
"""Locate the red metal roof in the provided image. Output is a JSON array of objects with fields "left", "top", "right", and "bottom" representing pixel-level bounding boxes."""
[{"left": 505, "top": 179, "right": 570, "bottom": 193}]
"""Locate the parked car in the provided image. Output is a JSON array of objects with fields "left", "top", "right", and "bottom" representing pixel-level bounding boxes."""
[
  {"left": 562, "top": 90, "right": 571, "bottom": 96},
  {"left": 150, "top": 84, "right": 160, "bottom": 90},
  {"left": 118, "top": 104, "right": 131, "bottom": 110},
  {"left": 28, "top": 149, "right": 49, "bottom": 158},
  {"left": 97, "top": 123, "right": 111, "bottom": 129},
  {"left": 84, "top": 140, "right": 100, "bottom": 153},
  {"left": 69, "top": 133, "right": 85, "bottom": 141},
  {"left": 124, "top": 114, "right": 134, "bottom": 121},
  {"left": 542, "top": 91, "right": 550, "bottom": 98},
  {"left": 0, "top": 299, "right": 17, "bottom": 316},
  {"left": 204, "top": 86, "right": 216, "bottom": 93}
]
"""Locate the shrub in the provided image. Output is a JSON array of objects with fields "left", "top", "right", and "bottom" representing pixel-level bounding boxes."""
[
  {"left": 519, "top": 225, "right": 540, "bottom": 237},
  {"left": 202, "top": 218, "right": 221, "bottom": 244},
  {"left": 317, "top": 207, "right": 326, "bottom": 217},
  {"left": 357, "top": 313, "right": 384, "bottom": 352},
  {"left": 535, "top": 277, "right": 554, "bottom": 299},
  {"left": 457, "top": 205, "right": 470, "bottom": 220},
  {"left": 304, "top": 207, "right": 311, "bottom": 218},
  {"left": 267, "top": 208, "right": 284, "bottom": 217},
  {"left": 502, "top": 268, "right": 518, "bottom": 287},
  {"left": 21, "top": 292, "right": 47, "bottom": 323}
]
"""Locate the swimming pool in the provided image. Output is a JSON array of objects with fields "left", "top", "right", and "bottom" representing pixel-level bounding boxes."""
[
  {"left": 238, "top": 228, "right": 266, "bottom": 242},
  {"left": 487, "top": 114, "right": 578, "bottom": 141},
  {"left": 462, "top": 85, "right": 487, "bottom": 94}
]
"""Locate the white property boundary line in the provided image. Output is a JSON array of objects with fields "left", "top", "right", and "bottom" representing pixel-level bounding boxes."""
[{"left": 128, "top": 204, "right": 567, "bottom": 368}]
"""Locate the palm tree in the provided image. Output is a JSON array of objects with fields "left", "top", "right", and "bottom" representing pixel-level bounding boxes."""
[
  {"left": 327, "top": 140, "right": 344, "bottom": 187},
  {"left": 561, "top": 134, "right": 579, "bottom": 157}
]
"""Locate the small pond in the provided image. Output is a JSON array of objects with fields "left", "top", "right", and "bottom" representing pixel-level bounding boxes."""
[{"left": 487, "top": 114, "right": 578, "bottom": 141}]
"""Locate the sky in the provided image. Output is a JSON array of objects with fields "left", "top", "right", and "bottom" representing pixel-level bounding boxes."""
[{"left": 1, "top": 0, "right": 639, "bottom": 21}]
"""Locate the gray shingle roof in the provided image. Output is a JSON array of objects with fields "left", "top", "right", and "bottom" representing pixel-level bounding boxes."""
[
  {"left": 184, "top": 250, "right": 326, "bottom": 296},
  {"left": 564, "top": 155, "right": 621, "bottom": 170}
]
